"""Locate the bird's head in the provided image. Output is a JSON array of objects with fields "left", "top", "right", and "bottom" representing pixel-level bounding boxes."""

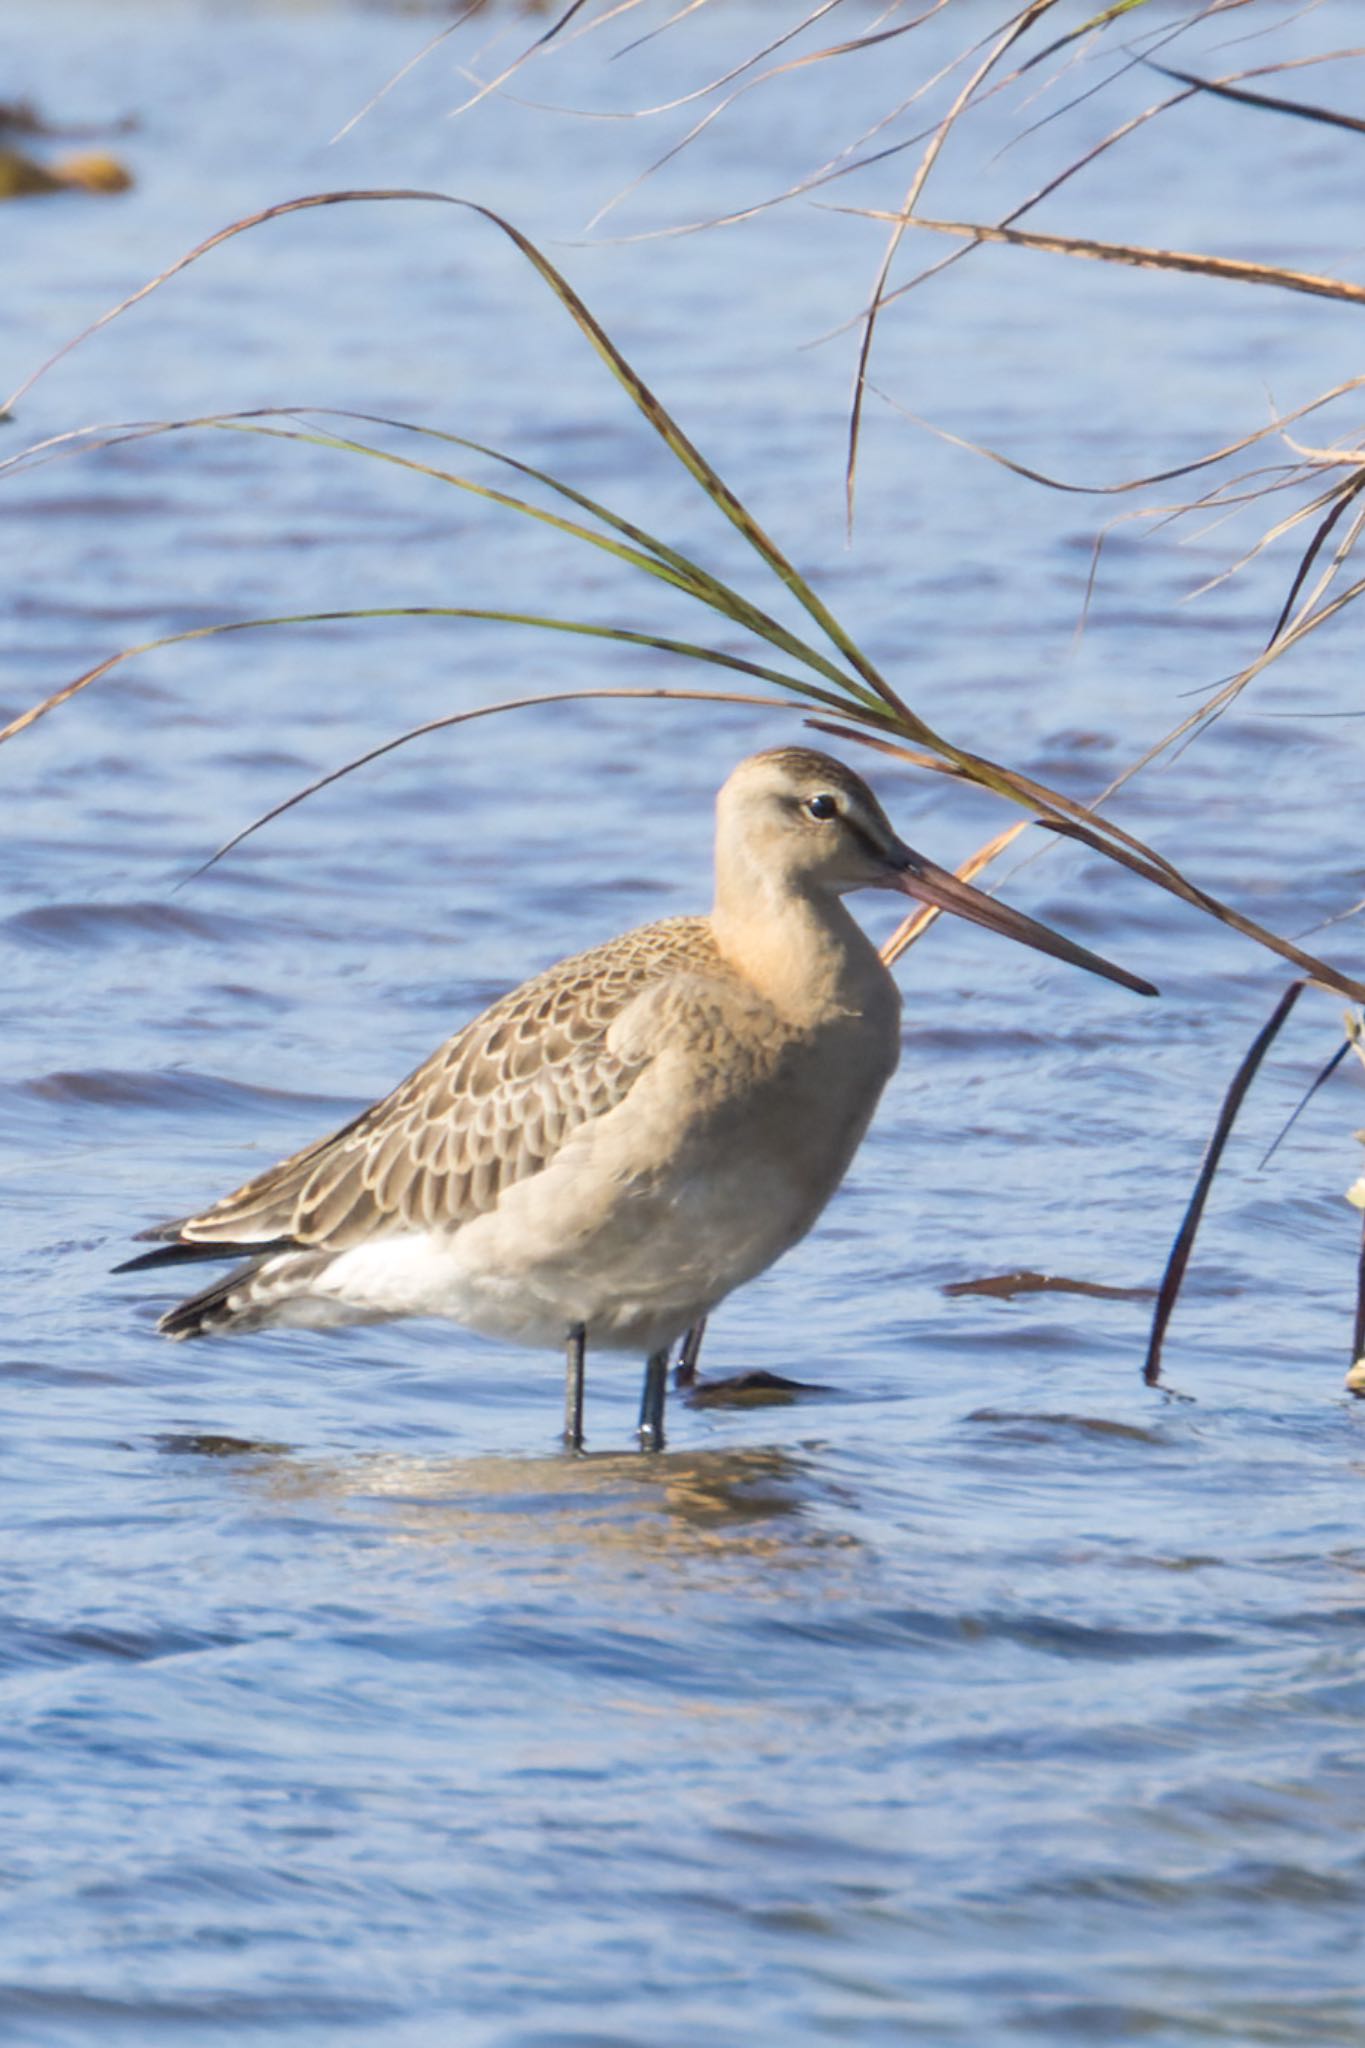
[{"left": 715, "top": 747, "right": 1155, "bottom": 997}]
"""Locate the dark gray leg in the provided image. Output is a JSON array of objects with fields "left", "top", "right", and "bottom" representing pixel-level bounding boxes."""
[
  {"left": 674, "top": 1315, "right": 707, "bottom": 1390},
  {"left": 637, "top": 1349, "right": 669, "bottom": 1451},
  {"left": 564, "top": 1323, "right": 586, "bottom": 1451}
]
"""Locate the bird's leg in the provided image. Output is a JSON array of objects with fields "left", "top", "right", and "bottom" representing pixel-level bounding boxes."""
[
  {"left": 637, "top": 1348, "right": 669, "bottom": 1452},
  {"left": 564, "top": 1322, "right": 586, "bottom": 1452},
  {"left": 674, "top": 1315, "right": 707, "bottom": 1390}
]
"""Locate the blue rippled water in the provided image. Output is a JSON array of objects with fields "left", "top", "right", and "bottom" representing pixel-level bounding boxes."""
[{"left": 3, "top": 4, "right": 1365, "bottom": 2043}]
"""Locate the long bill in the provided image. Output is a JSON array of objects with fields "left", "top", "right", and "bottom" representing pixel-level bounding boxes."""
[{"left": 889, "top": 843, "right": 1157, "bottom": 998}]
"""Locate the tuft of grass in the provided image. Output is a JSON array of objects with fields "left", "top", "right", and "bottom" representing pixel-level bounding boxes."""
[{"left": 6, "top": 188, "right": 1365, "bottom": 1006}]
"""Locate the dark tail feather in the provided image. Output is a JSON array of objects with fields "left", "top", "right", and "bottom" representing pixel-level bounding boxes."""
[
  {"left": 117, "top": 1233, "right": 297, "bottom": 1341},
  {"left": 148, "top": 1245, "right": 334, "bottom": 1341},
  {"left": 114, "top": 1235, "right": 296, "bottom": 1276},
  {"left": 155, "top": 1257, "right": 272, "bottom": 1341}
]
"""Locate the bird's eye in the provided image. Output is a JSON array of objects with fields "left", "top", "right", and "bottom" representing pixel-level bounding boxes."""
[{"left": 805, "top": 793, "right": 838, "bottom": 821}]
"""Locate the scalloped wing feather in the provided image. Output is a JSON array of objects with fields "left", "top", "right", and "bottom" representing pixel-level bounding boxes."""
[{"left": 158, "top": 916, "right": 720, "bottom": 1253}]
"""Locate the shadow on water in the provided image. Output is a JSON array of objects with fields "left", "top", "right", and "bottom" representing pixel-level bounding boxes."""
[{"left": 155, "top": 1430, "right": 861, "bottom": 1585}]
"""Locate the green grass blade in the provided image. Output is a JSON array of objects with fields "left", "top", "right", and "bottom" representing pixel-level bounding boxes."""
[
  {"left": 0, "top": 189, "right": 911, "bottom": 718},
  {"left": 1, "top": 403, "right": 888, "bottom": 716},
  {"left": 209, "top": 412, "right": 884, "bottom": 707},
  {"left": 0, "top": 606, "right": 860, "bottom": 748},
  {"left": 6, "top": 181, "right": 1343, "bottom": 987}
]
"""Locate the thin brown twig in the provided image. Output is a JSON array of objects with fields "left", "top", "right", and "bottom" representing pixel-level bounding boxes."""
[
  {"left": 833, "top": 207, "right": 1365, "bottom": 310},
  {"left": 845, "top": 0, "right": 1057, "bottom": 529}
]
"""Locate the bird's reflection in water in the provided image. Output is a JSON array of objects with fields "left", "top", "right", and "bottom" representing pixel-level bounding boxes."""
[{"left": 158, "top": 1432, "right": 861, "bottom": 1592}]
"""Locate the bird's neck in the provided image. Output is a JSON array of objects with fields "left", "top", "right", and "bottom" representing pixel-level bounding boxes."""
[{"left": 710, "top": 872, "right": 888, "bottom": 1023}]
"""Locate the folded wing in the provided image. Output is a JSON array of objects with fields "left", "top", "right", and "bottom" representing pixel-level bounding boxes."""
[{"left": 134, "top": 916, "right": 718, "bottom": 1258}]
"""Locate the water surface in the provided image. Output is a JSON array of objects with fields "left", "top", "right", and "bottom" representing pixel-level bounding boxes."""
[{"left": 4, "top": 5, "right": 1365, "bottom": 2043}]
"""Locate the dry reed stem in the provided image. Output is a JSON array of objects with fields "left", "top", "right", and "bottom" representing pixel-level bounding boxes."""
[
  {"left": 844, "top": 0, "right": 1059, "bottom": 529},
  {"left": 880, "top": 821, "right": 1031, "bottom": 965},
  {"left": 836, "top": 209, "right": 1365, "bottom": 311}
]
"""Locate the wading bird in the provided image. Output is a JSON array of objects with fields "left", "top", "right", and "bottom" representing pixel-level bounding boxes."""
[{"left": 119, "top": 748, "right": 1153, "bottom": 1449}]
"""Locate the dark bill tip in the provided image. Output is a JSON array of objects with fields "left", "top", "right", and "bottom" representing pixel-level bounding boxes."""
[{"left": 890, "top": 845, "right": 1157, "bottom": 998}]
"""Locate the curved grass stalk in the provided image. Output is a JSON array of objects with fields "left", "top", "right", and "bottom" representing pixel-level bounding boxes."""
[
  {"left": 880, "top": 819, "right": 1031, "bottom": 964},
  {"left": 220, "top": 412, "right": 884, "bottom": 707},
  {"left": 867, "top": 82, "right": 1196, "bottom": 323},
  {"left": 8, "top": 183, "right": 1365, "bottom": 1001},
  {"left": 0, "top": 384, "right": 1197, "bottom": 881},
  {"left": 845, "top": 0, "right": 1061, "bottom": 528},
  {"left": 1142, "top": 982, "right": 1307, "bottom": 1386},
  {"left": 0, "top": 404, "right": 880, "bottom": 708},
  {"left": 1257, "top": 467, "right": 1365, "bottom": 649},
  {"left": 811, "top": 721, "right": 1365, "bottom": 1006},
  {"left": 0, "top": 404, "right": 884, "bottom": 735},
  {"left": 220, "top": 412, "right": 882, "bottom": 701},
  {"left": 0, "top": 609, "right": 855, "bottom": 751},
  {"left": 868, "top": 379, "right": 1365, "bottom": 499},
  {"left": 197, "top": 693, "right": 988, "bottom": 886},
  {"left": 582, "top": 0, "right": 958, "bottom": 233},
  {"left": 185, "top": 683, "right": 814, "bottom": 881},
  {"left": 3, "top": 189, "right": 914, "bottom": 720},
  {"left": 329, "top": 6, "right": 481, "bottom": 145},
  {"left": 210, "top": 645, "right": 1355, "bottom": 1014},
  {"left": 444, "top": 0, "right": 604, "bottom": 122},
  {"left": 0, "top": 185, "right": 1211, "bottom": 856}
]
